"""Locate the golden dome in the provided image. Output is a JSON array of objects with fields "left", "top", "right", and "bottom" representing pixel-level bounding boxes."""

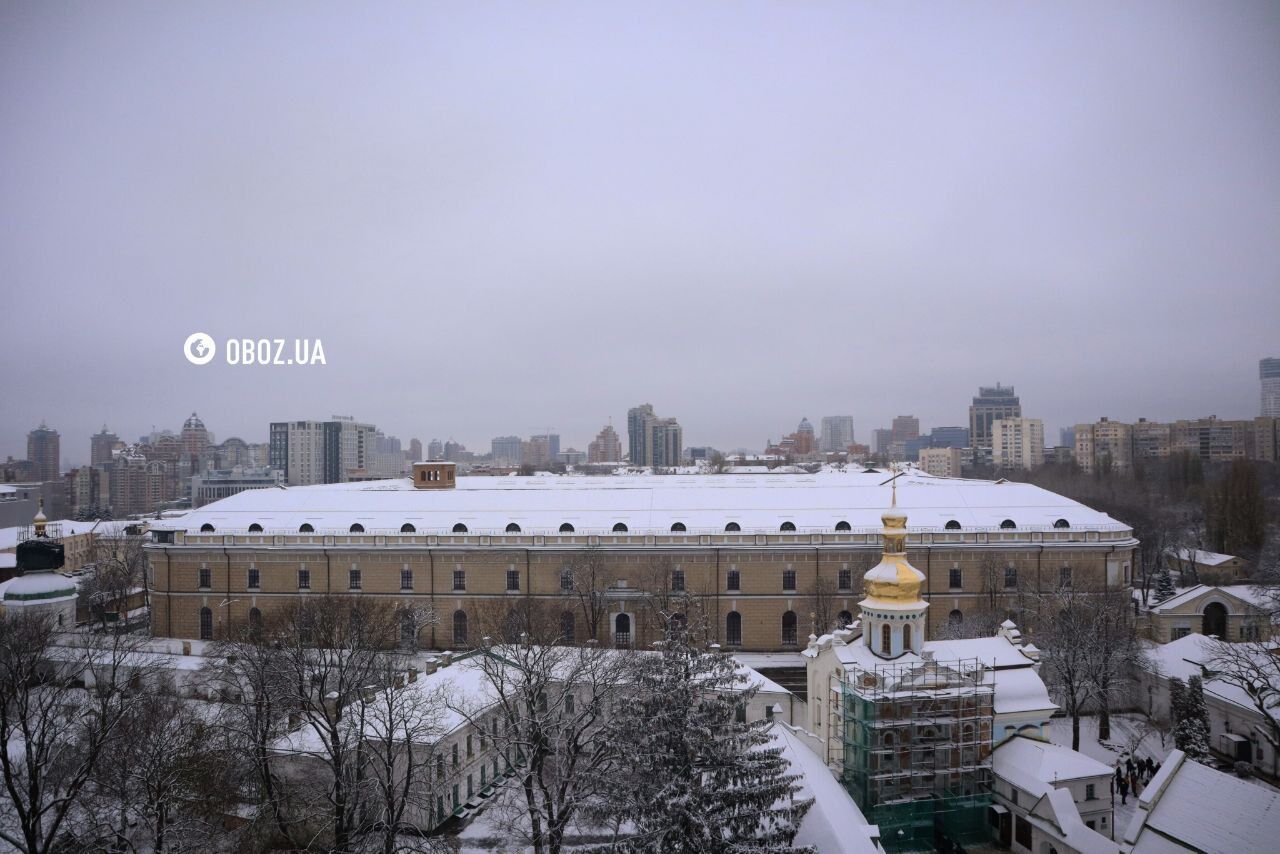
[{"left": 860, "top": 504, "right": 926, "bottom": 606}]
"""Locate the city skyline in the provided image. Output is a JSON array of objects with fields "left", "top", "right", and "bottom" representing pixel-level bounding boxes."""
[{"left": 3, "top": 2, "right": 1279, "bottom": 462}]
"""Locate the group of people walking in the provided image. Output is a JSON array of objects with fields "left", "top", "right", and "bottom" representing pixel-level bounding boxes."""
[{"left": 1114, "top": 753, "right": 1160, "bottom": 804}]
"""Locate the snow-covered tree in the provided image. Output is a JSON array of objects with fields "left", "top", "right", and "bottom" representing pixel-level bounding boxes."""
[
  {"left": 601, "top": 628, "right": 810, "bottom": 852},
  {"left": 1154, "top": 566, "right": 1177, "bottom": 602},
  {"left": 1207, "top": 638, "right": 1280, "bottom": 754},
  {"left": 1170, "top": 676, "right": 1211, "bottom": 762}
]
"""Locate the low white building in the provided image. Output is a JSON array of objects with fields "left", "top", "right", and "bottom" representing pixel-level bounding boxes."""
[
  {"left": 991, "top": 734, "right": 1117, "bottom": 851},
  {"left": 1135, "top": 633, "right": 1279, "bottom": 778}
]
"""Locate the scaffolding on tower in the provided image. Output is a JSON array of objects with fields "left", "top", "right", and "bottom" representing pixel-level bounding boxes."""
[{"left": 836, "top": 655, "right": 994, "bottom": 852}]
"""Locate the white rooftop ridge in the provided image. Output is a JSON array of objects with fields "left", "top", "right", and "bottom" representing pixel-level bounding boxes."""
[{"left": 151, "top": 470, "right": 1129, "bottom": 536}]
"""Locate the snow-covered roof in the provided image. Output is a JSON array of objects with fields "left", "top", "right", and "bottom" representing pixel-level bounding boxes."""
[
  {"left": 0, "top": 519, "right": 137, "bottom": 551},
  {"left": 1141, "top": 633, "right": 1278, "bottom": 719},
  {"left": 1030, "top": 787, "right": 1119, "bottom": 854},
  {"left": 3, "top": 571, "right": 77, "bottom": 602},
  {"left": 767, "top": 723, "right": 881, "bottom": 854},
  {"left": 1146, "top": 584, "right": 1276, "bottom": 614},
  {"left": 993, "top": 735, "right": 1112, "bottom": 797},
  {"left": 0, "top": 553, "right": 14, "bottom": 569},
  {"left": 153, "top": 469, "right": 1129, "bottom": 535},
  {"left": 1166, "top": 547, "right": 1239, "bottom": 567},
  {"left": 990, "top": 666, "right": 1057, "bottom": 716},
  {"left": 1125, "top": 749, "right": 1280, "bottom": 853}
]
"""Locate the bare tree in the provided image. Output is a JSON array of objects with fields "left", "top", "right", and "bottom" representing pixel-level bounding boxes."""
[
  {"left": 802, "top": 577, "right": 840, "bottom": 637},
  {"left": 564, "top": 547, "right": 615, "bottom": 645},
  {"left": 0, "top": 614, "right": 156, "bottom": 854},
  {"left": 1085, "top": 588, "right": 1143, "bottom": 741},
  {"left": 80, "top": 528, "right": 149, "bottom": 632},
  {"left": 1206, "top": 639, "right": 1280, "bottom": 754},
  {"left": 1023, "top": 588, "right": 1100, "bottom": 751},
  {"left": 450, "top": 638, "right": 631, "bottom": 854}
]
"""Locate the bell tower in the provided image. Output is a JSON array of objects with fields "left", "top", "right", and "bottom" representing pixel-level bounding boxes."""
[{"left": 859, "top": 474, "right": 929, "bottom": 659}]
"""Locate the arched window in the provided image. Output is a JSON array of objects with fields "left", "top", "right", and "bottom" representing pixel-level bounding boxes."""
[
  {"left": 884, "top": 731, "right": 895, "bottom": 746},
  {"left": 949, "top": 609, "right": 963, "bottom": 626},
  {"left": 881, "top": 623, "right": 891, "bottom": 655},
  {"left": 248, "top": 523, "right": 263, "bottom": 533},
  {"left": 559, "top": 610, "right": 575, "bottom": 643},
  {"left": 612, "top": 523, "right": 628, "bottom": 533},
  {"left": 453, "top": 610, "right": 468, "bottom": 646},
  {"left": 670, "top": 522, "right": 686, "bottom": 532},
  {"left": 200, "top": 523, "right": 215, "bottom": 533},
  {"left": 349, "top": 523, "right": 365, "bottom": 533},
  {"left": 199, "top": 607, "right": 213, "bottom": 640},
  {"left": 299, "top": 523, "right": 314, "bottom": 533},
  {"left": 781, "top": 611, "right": 798, "bottom": 645},
  {"left": 725, "top": 522, "right": 741, "bottom": 532},
  {"left": 400, "top": 523, "right": 416, "bottom": 533},
  {"left": 1053, "top": 518, "right": 1070, "bottom": 529},
  {"left": 837, "top": 610, "right": 853, "bottom": 628},
  {"left": 248, "top": 607, "right": 262, "bottom": 638},
  {"left": 1203, "top": 602, "right": 1228, "bottom": 638},
  {"left": 835, "top": 521, "right": 851, "bottom": 532},
  {"left": 999, "top": 519, "right": 1016, "bottom": 529},
  {"left": 902, "top": 623, "right": 912, "bottom": 651},
  {"left": 613, "top": 613, "right": 631, "bottom": 647},
  {"left": 559, "top": 523, "right": 575, "bottom": 533},
  {"left": 452, "top": 523, "right": 468, "bottom": 533},
  {"left": 505, "top": 523, "right": 521, "bottom": 533},
  {"left": 726, "top": 611, "right": 743, "bottom": 646},
  {"left": 780, "top": 521, "right": 796, "bottom": 532},
  {"left": 944, "top": 520, "right": 962, "bottom": 531}
]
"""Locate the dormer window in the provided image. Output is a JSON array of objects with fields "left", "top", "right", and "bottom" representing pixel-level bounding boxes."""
[
  {"left": 452, "top": 523, "right": 468, "bottom": 533},
  {"left": 612, "top": 523, "right": 628, "bottom": 533},
  {"left": 670, "top": 522, "right": 687, "bottom": 532},
  {"left": 199, "top": 523, "right": 215, "bottom": 533},
  {"left": 505, "top": 523, "right": 521, "bottom": 533},
  {"left": 999, "top": 519, "right": 1016, "bottom": 530},
  {"left": 780, "top": 522, "right": 796, "bottom": 532},
  {"left": 248, "top": 523, "right": 263, "bottom": 533},
  {"left": 400, "top": 523, "right": 416, "bottom": 533},
  {"left": 835, "top": 521, "right": 851, "bottom": 532},
  {"left": 299, "top": 523, "right": 314, "bottom": 533},
  {"left": 349, "top": 523, "right": 365, "bottom": 533},
  {"left": 944, "top": 520, "right": 961, "bottom": 531},
  {"left": 1053, "top": 518, "right": 1070, "bottom": 529},
  {"left": 559, "top": 523, "right": 574, "bottom": 533},
  {"left": 725, "top": 522, "right": 741, "bottom": 532}
]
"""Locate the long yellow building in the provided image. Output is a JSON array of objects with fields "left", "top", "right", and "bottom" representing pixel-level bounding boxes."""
[{"left": 144, "top": 463, "right": 1138, "bottom": 650}]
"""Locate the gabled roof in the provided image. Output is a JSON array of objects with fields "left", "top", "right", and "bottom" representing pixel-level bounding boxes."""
[
  {"left": 1147, "top": 584, "right": 1274, "bottom": 614},
  {"left": 1166, "top": 547, "right": 1239, "bottom": 567},
  {"left": 1124, "top": 749, "right": 1280, "bottom": 853},
  {"left": 993, "top": 735, "right": 1112, "bottom": 798},
  {"left": 1028, "top": 788, "right": 1119, "bottom": 854},
  {"left": 767, "top": 723, "right": 881, "bottom": 854}
]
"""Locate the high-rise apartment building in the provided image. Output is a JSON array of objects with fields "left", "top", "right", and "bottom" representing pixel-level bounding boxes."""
[
  {"left": 991, "top": 417, "right": 1044, "bottom": 470},
  {"left": 408, "top": 438, "right": 423, "bottom": 461},
  {"left": 491, "top": 436, "right": 524, "bottom": 466},
  {"left": 820, "top": 416, "right": 855, "bottom": 453},
  {"left": 627, "top": 404, "right": 682, "bottom": 467},
  {"left": 650, "top": 418, "right": 683, "bottom": 467},
  {"left": 1058, "top": 427, "right": 1075, "bottom": 450},
  {"left": 891, "top": 415, "right": 920, "bottom": 444},
  {"left": 524, "top": 435, "right": 559, "bottom": 468},
  {"left": 918, "top": 447, "right": 963, "bottom": 478},
  {"left": 1262, "top": 358, "right": 1280, "bottom": 418},
  {"left": 269, "top": 417, "right": 376, "bottom": 485},
  {"left": 627, "top": 404, "right": 656, "bottom": 465},
  {"left": 873, "top": 429, "right": 894, "bottom": 456},
  {"left": 90, "top": 425, "right": 121, "bottom": 466},
  {"left": 587, "top": 424, "right": 622, "bottom": 463},
  {"left": 26, "top": 422, "right": 60, "bottom": 482},
  {"left": 427, "top": 439, "right": 444, "bottom": 460},
  {"left": 969, "top": 385, "right": 1021, "bottom": 450},
  {"left": 1073, "top": 418, "right": 1134, "bottom": 474}
]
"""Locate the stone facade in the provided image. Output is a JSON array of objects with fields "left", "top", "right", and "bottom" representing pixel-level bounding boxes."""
[{"left": 147, "top": 528, "right": 1135, "bottom": 649}]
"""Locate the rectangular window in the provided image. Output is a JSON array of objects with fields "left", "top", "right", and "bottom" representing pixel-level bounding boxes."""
[
  {"left": 400, "top": 568, "right": 413, "bottom": 591},
  {"left": 671, "top": 569, "right": 685, "bottom": 591},
  {"left": 560, "top": 568, "right": 573, "bottom": 591},
  {"left": 453, "top": 569, "right": 465, "bottom": 591},
  {"left": 349, "top": 569, "right": 361, "bottom": 590},
  {"left": 727, "top": 569, "right": 740, "bottom": 591},
  {"left": 1059, "top": 566, "right": 1073, "bottom": 588},
  {"left": 506, "top": 569, "right": 520, "bottom": 591},
  {"left": 949, "top": 567, "right": 962, "bottom": 589},
  {"left": 298, "top": 568, "right": 311, "bottom": 590},
  {"left": 1171, "top": 627, "right": 1190, "bottom": 640},
  {"left": 452, "top": 743, "right": 459, "bottom": 767},
  {"left": 198, "top": 567, "right": 211, "bottom": 589},
  {"left": 467, "top": 734, "right": 473, "bottom": 758},
  {"left": 247, "top": 567, "right": 260, "bottom": 589},
  {"left": 452, "top": 784, "right": 458, "bottom": 808},
  {"left": 1004, "top": 566, "right": 1017, "bottom": 588},
  {"left": 436, "top": 755, "right": 444, "bottom": 780},
  {"left": 467, "top": 774, "right": 473, "bottom": 797},
  {"left": 782, "top": 569, "right": 796, "bottom": 592},
  {"left": 838, "top": 568, "right": 852, "bottom": 590},
  {"left": 1086, "top": 783, "right": 1096, "bottom": 800}
]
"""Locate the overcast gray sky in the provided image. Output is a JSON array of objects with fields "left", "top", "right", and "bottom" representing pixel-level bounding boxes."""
[{"left": 2, "top": 1, "right": 1278, "bottom": 466}]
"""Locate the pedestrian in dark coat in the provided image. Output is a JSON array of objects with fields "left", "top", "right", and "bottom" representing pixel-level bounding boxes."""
[{"left": 1119, "top": 777, "right": 1130, "bottom": 804}]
